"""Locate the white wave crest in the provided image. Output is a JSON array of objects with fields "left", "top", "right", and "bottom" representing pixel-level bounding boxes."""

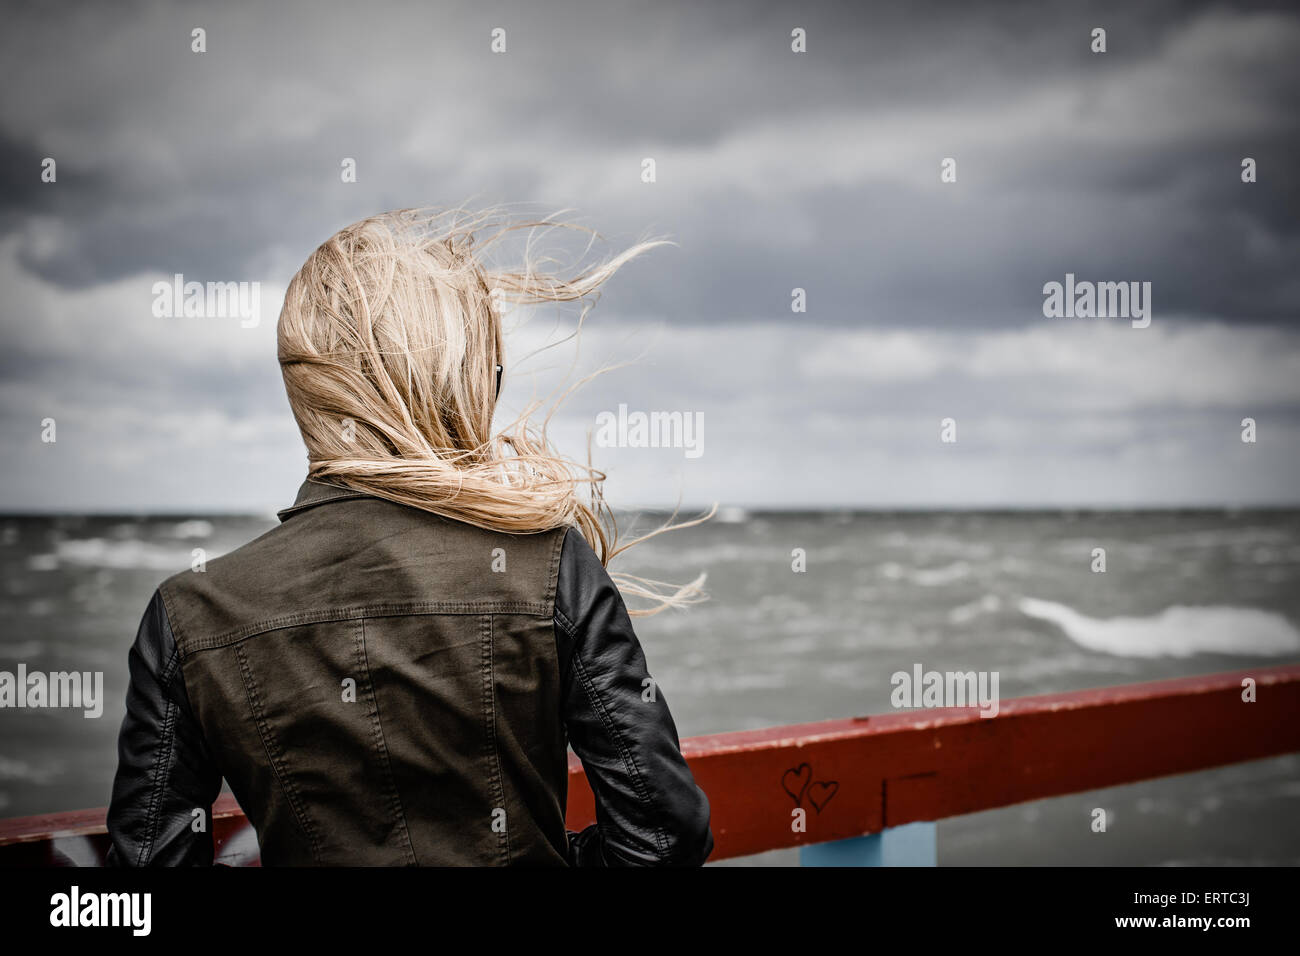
[
  {"left": 171, "top": 520, "right": 214, "bottom": 538},
  {"left": 1018, "top": 597, "right": 1300, "bottom": 658},
  {"left": 882, "top": 560, "right": 971, "bottom": 587},
  {"left": 32, "top": 537, "right": 195, "bottom": 571}
]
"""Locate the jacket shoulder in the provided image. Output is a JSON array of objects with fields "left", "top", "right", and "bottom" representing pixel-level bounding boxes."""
[{"left": 158, "top": 502, "right": 571, "bottom": 654}]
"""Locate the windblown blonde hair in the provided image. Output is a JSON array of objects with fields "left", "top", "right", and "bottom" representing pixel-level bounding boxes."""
[{"left": 276, "top": 206, "right": 709, "bottom": 615}]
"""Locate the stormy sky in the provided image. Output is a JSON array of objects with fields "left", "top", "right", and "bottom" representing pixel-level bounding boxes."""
[{"left": 1, "top": 0, "right": 1297, "bottom": 511}]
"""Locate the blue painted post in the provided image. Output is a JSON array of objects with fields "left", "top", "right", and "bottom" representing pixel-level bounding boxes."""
[{"left": 799, "top": 822, "right": 937, "bottom": 867}]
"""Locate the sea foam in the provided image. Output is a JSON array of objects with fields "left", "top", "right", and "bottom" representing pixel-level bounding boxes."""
[{"left": 1018, "top": 597, "right": 1300, "bottom": 658}]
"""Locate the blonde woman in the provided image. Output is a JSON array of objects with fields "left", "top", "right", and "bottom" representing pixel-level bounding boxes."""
[{"left": 105, "top": 208, "right": 713, "bottom": 866}]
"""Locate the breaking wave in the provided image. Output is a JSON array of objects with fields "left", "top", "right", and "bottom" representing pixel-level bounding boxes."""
[{"left": 1018, "top": 597, "right": 1300, "bottom": 658}]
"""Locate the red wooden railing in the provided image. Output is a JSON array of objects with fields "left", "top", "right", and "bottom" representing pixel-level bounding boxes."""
[{"left": 2, "top": 664, "right": 1297, "bottom": 866}]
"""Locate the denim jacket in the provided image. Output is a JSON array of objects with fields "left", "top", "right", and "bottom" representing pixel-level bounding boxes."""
[{"left": 105, "top": 478, "right": 713, "bottom": 866}]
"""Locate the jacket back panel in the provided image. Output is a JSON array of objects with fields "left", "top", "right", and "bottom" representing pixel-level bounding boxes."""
[{"left": 158, "top": 492, "right": 570, "bottom": 865}]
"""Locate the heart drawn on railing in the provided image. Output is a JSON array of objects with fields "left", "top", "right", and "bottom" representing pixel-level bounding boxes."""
[
  {"left": 780, "top": 761, "right": 839, "bottom": 813},
  {"left": 807, "top": 780, "right": 839, "bottom": 813},
  {"left": 781, "top": 763, "right": 813, "bottom": 804}
]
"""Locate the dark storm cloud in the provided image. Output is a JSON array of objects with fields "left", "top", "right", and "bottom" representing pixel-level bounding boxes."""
[
  {"left": 0, "top": 0, "right": 1295, "bottom": 325},
  {"left": 0, "top": 0, "right": 1297, "bottom": 511}
]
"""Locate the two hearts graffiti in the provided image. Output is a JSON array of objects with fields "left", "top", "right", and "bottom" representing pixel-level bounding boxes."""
[{"left": 781, "top": 762, "right": 839, "bottom": 813}]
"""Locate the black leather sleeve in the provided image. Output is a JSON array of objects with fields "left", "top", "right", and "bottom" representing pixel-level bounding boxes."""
[
  {"left": 553, "top": 528, "right": 713, "bottom": 866},
  {"left": 105, "top": 590, "right": 223, "bottom": 866}
]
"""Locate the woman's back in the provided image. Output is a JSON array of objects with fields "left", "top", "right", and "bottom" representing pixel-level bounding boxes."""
[{"left": 108, "top": 478, "right": 713, "bottom": 865}]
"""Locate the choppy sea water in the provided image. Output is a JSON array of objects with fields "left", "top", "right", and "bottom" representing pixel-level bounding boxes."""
[{"left": 2, "top": 509, "right": 1298, "bottom": 865}]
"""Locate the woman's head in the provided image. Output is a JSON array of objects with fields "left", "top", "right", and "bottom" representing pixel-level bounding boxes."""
[
  {"left": 277, "top": 206, "right": 707, "bottom": 613},
  {"left": 279, "top": 210, "right": 504, "bottom": 464}
]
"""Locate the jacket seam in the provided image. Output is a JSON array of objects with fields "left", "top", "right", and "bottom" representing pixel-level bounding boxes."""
[
  {"left": 553, "top": 605, "right": 579, "bottom": 686},
  {"left": 543, "top": 528, "right": 566, "bottom": 617},
  {"left": 137, "top": 665, "right": 179, "bottom": 866},
  {"left": 357, "top": 619, "right": 418, "bottom": 865},
  {"left": 156, "top": 582, "right": 190, "bottom": 659},
  {"left": 482, "top": 614, "right": 509, "bottom": 864},
  {"left": 570, "top": 651, "right": 671, "bottom": 860},
  {"left": 178, "top": 602, "right": 551, "bottom": 654},
  {"left": 234, "top": 643, "right": 322, "bottom": 862}
]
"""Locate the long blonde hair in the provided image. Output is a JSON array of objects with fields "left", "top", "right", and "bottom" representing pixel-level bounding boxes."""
[{"left": 276, "top": 206, "right": 709, "bottom": 615}]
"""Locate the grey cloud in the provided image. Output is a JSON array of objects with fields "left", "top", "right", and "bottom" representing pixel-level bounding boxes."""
[
  {"left": 0, "top": 0, "right": 1296, "bottom": 510},
  {"left": 0, "top": 0, "right": 1294, "bottom": 325}
]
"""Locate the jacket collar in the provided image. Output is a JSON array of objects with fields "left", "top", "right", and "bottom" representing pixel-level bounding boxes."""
[{"left": 277, "top": 478, "right": 372, "bottom": 522}]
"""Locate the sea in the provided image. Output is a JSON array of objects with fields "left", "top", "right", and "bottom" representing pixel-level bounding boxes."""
[{"left": 2, "top": 509, "right": 1298, "bottom": 866}]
